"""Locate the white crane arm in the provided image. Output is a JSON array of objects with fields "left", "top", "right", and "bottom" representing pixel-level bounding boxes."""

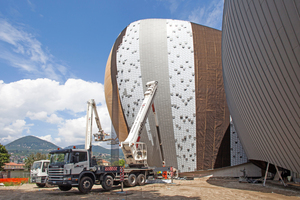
[
  {"left": 85, "top": 99, "right": 95, "bottom": 151},
  {"left": 123, "top": 81, "right": 158, "bottom": 146},
  {"left": 85, "top": 99, "right": 111, "bottom": 151},
  {"left": 121, "top": 81, "right": 158, "bottom": 167}
]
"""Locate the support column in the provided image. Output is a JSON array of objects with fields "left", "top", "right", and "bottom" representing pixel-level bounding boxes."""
[{"left": 263, "top": 162, "right": 269, "bottom": 187}]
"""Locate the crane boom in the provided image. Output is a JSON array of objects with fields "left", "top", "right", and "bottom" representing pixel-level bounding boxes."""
[
  {"left": 85, "top": 99, "right": 111, "bottom": 152},
  {"left": 121, "top": 80, "right": 158, "bottom": 168},
  {"left": 85, "top": 99, "right": 95, "bottom": 151}
]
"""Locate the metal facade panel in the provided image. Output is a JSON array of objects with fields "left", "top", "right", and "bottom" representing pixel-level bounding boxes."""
[
  {"left": 222, "top": 0, "right": 300, "bottom": 173},
  {"left": 139, "top": 19, "right": 178, "bottom": 168},
  {"left": 115, "top": 20, "right": 164, "bottom": 168},
  {"left": 230, "top": 121, "right": 248, "bottom": 166},
  {"left": 166, "top": 19, "right": 197, "bottom": 172}
]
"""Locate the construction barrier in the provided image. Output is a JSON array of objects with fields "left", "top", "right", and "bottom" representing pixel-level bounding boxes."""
[{"left": 0, "top": 178, "right": 29, "bottom": 184}]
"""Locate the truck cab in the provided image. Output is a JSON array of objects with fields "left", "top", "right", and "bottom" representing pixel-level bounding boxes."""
[
  {"left": 30, "top": 159, "right": 50, "bottom": 187},
  {"left": 48, "top": 148, "right": 95, "bottom": 191}
]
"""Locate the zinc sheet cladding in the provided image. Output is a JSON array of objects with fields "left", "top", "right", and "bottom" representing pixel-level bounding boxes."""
[
  {"left": 222, "top": 0, "right": 300, "bottom": 173},
  {"left": 104, "top": 28, "right": 129, "bottom": 142},
  {"left": 192, "top": 23, "right": 229, "bottom": 170},
  {"left": 105, "top": 19, "right": 229, "bottom": 172}
]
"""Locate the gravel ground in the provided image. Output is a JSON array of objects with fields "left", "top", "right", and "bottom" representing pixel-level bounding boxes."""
[{"left": 0, "top": 177, "right": 299, "bottom": 200}]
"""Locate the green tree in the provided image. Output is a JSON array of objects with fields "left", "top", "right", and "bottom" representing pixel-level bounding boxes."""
[
  {"left": 0, "top": 144, "right": 10, "bottom": 171},
  {"left": 119, "top": 159, "right": 125, "bottom": 167},
  {"left": 112, "top": 160, "right": 119, "bottom": 166},
  {"left": 24, "top": 152, "right": 47, "bottom": 170},
  {"left": 111, "top": 159, "right": 125, "bottom": 166}
]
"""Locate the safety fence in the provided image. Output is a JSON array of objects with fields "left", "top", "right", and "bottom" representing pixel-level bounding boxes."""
[{"left": 0, "top": 178, "right": 29, "bottom": 185}]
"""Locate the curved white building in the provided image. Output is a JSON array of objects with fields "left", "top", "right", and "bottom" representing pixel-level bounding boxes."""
[{"left": 105, "top": 19, "right": 229, "bottom": 172}]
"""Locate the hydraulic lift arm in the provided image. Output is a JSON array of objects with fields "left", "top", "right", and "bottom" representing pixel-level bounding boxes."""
[
  {"left": 121, "top": 81, "right": 159, "bottom": 167},
  {"left": 85, "top": 99, "right": 115, "bottom": 152}
]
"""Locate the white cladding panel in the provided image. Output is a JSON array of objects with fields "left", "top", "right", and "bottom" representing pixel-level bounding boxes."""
[
  {"left": 116, "top": 20, "right": 155, "bottom": 147},
  {"left": 230, "top": 121, "right": 248, "bottom": 166},
  {"left": 166, "top": 20, "right": 196, "bottom": 172}
]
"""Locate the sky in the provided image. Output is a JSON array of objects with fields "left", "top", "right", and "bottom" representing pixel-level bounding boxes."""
[{"left": 0, "top": 0, "right": 224, "bottom": 148}]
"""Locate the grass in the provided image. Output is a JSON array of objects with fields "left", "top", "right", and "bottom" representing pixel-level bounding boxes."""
[{"left": 3, "top": 182, "right": 16, "bottom": 186}]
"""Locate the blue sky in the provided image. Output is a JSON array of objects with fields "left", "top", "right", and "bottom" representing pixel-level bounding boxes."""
[{"left": 0, "top": 0, "right": 224, "bottom": 148}]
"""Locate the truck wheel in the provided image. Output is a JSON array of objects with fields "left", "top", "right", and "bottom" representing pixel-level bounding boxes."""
[
  {"left": 58, "top": 185, "right": 72, "bottom": 191},
  {"left": 102, "top": 175, "right": 114, "bottom": 190},
  {"left": 137, "top": 174, "right": 146, "bottom": 186},
  {"left": 127, "top": 174, "right": 137, "bottom": 187},
  {"left": 78, "top": 176, "right": 93, "bottom": 194},
  {"left": 123, "top": 180, "right": 130, "bottom": 187},
  {"left": 36, "top": 183, "right": 45, "bottom": 188}
]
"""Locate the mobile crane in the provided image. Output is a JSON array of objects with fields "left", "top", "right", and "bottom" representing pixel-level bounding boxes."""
[{"left": 47, "top": 81, "right": 171, "bottom": 193}]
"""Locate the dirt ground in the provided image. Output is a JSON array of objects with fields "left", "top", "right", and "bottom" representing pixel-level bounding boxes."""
[{"left": 0, "top": 177, "right": 299, "bottom": 200}]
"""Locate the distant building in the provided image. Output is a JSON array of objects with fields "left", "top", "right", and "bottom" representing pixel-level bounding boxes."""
[
  {"left": 102, "top": 160, "right": 110, "bottom": 166},
  {"left": 1, "top": 162, "right": 27, "bottom": 178},
  {"left": 4, "top": 162, "right": 25, "bottom": 170}
]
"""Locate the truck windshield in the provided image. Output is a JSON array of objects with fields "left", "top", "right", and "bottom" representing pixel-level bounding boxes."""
[
  {"left": 50, "top": 153, "right": 70, "bottom": 165},
  {"left": 31, "top": 162, "right": 42, "bottom": 170}
]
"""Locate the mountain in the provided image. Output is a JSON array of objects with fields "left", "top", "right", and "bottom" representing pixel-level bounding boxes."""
[
  {"left": 5, "top": 135, "right": 60, "bottom": 155},
  {"left": 64, "top": 145, "right": 111, "bottom": 154},
  {"left": 5, "top": 136, "right": 124, "bottom": 162},
  {"left": 64, "top": 144, "right": 124, "bottom": 157}
]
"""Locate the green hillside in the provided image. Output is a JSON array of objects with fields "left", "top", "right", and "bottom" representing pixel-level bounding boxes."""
[
  {"left": 5, "top": 135, "right": 60, "bottom": 155},
  {"left": 64, "top": 144, "right": 124, "bottom": 158},
  {"left": 64, "top": 144, "right": 110, "bottom": 154},
  {"left": 5, "top": 136, "right": 124, "bottom": 162}
]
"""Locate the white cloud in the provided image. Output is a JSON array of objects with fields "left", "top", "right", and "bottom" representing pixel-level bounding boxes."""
[
  {"left": 0, "top": 78, "right": 110, "bottom": 147},
  {"left": 0, "top": 119, "right": 33, "bottom": 144},
  {"left": 3, "top": 120, "right": 27, "bottom": 134},
  {"left": 54, "top": 137, "right": 61, "bottom": 144},
  {"left": 58, "top": 117, "right": 86, "bottom": 146},
  {"left": 188, "top": 0, "right": 224, "bottom": 30},
  {"left": 26, "top": 111, "right": 48, "bottom": 121},
  {"left": 36, "top": 135, "right": 62, "bottom": 147},
  {"left": 57, "top": 103, "right": 111, "bottom": 148},
  {"left": 0, "top": 18, "right": 110, "bottom": 148},
  {"left": 161, "top": 0, "right": 224, "bottom": 30},
  {"left": 0, "top": 18, "right": 72, "bottom": 81},
  {"left": 162, "top": 0, "right": 183, "bottom": 14},
  {"left": 26, "top": 111, "right": 63, "bottom": 124},
  {"left": 27, "top": 0, "right": 36, "bottom": 12},
  {"left": 47, "top": 114, "right": 64, "bottom": 124},
  {"left": 38, "top": 135, "right": 54, "bottom": 144}
]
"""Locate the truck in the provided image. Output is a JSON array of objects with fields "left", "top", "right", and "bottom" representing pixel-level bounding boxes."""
[
  {"left": 30, "top": 160, "right": 50, "bottom": 187},
  {"left": 47, "top": 81, "right": 172, "bottom": 193}
]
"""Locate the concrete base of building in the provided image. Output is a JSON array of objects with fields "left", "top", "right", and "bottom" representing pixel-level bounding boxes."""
[{"left": 180, "top": 162, "right": 262, "bottom": 178}]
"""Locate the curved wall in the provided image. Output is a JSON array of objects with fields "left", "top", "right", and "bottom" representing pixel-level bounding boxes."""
[
  {"left": 105, "top": 19, "right": 229, "bottom": 172},
  {"left": 222, "top": 0, "right": 300, "bottom": 173}
]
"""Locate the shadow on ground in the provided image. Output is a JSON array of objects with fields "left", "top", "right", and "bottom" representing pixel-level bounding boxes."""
[{"left": 206, "top": 177, "right": 300, "bottom": 197}]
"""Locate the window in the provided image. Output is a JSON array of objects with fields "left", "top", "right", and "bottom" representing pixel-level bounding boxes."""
[
  {"left": 78, "top": 152, "right": 87, "bottom": 162},
  {"left": 42, "top": 162, "right": 49, "bottom": 172}
]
